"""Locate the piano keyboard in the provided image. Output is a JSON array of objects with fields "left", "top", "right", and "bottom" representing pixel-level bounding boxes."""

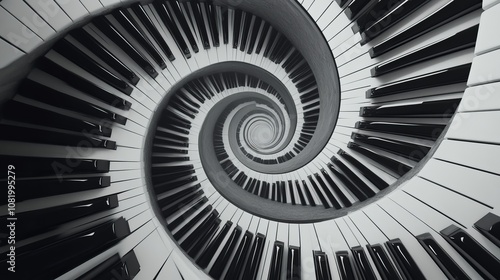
[{"left": 1, "top": 0, "right": 500, "bottom": 279}]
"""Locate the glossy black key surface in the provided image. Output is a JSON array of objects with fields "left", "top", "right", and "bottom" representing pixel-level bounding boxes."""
[
  {"left": 160, "top": 190, "right": 204, "bottom": 218},
  {"left": 348, "top": 142, "right": 412, "bottom": 176},
  {"left": 198, "top": 221, "right": 233, "bottom": 268},
  {"left": 287, "top": 246, "right": 301, "bottom": 280},
  {"left": 302, "top": 180, "right": 316, "bottom": 206},
  {"left": 78, "top": 250, "right": 140, "bottom": 280},
  {"left": 190, "top": 1, "right": 210, "bottom": 49},
  {"left": 385, "top": 239, "right": 426, "bottom": 280},
  {"left": 172, "top": 204, "right": 212, "bottom": 240},
  {"left": 221, "top": 6, "right": 229, "bottom": 44},
  {"left": 313, "top": 251, "right": 332, "bottom": 280},
  {"left": 242, "top": 233, "right": 266, "bottom": 280},
  {"left": 233, "top": 9, "right": 243, "bottom": 48},
  {"left": 169, "top": 1, "right": 200, "bottom": 53},
  {"left": 19, "top": 79, "right": 127, "bottom": 125},
  {"left": 112, "top": 9, "right": 166, "bottom": 69},
  {"left": 351, "top": 133, "right": 430, "bottom": 162},
  {"left": 247, "top": 16, "right": 262, "bottom": 54},
  {"left": 351, "top": 246, "right": 376, "bottom": 280},
  {"left": 0, "top": 124, "right": 116, "bottom": 150},
  {"left": 39, "top": 60, "right": 132, "bottom": 111},
  {"left": 360, "top": 0, "right": 431, "bottom": 44},
  {"left": 70, "top": 28, "right": 139, "bottom": 85},
  {"left": 240, "top": 12, "right": 253, "bottom": 52},
  {"left": 269, "top": 241, "right": 285, "bottom": 280},
  {"left": 7, "top": 176, "right": 110, "bottom": 202},
  {"left": 224, "top": 230, "right": 254, "bottom": 280},
  {"left": 366, "top": 244, "right": 400, "bottom": 280},
  {"left": 345, "top": 0, "right": 374, "bottom": 20},
  {"left": 352, "top": 0, "right": 404, "bottom": 33},
  {"left": 93, "top": 16, "right": 158, "bottom": 78},
  {"left": 330, "top": 157, "right": 374, "bottom": 200},
  {"left": 442, "top": 225, "right": 500, "bottom": 279},
  {"left": 372, "top": 25, "right": 478, "bottom": 77},
  {"left": 308, "top": 175, "right": 331, "bottom": 208},
  {"left": 315, "top": 173, "right": 341, "bottom": 209},
  {"left": 54, "top": 38, "right": 133, "bottom": 94},
  {"left": 336, "top": 251, "right": 356, "bottom": 280},
  {"left": 416, "top": 233, "right": 470, "bottom": 280},
  {"left": 12, "top": 218, "right": 130, "bottom": 280},
  {"left": 180, "top": 209, "right": 218, "bottom": 251},
  {"left": 154, "top": 1, "right": 191, "bottom": 57},
  {"left": 370, "top": 0, "right": 482, "bottom": 58},
  {"left": 209, "top": 226, "right": 243, "bottom": 279},
  {"left": 360, "top": 99, "right": 461, "bottom": 118},
  {"left": 475, "top": 212, "right": 500, "bottom": 248},
  {"left": 356, "top": 121, "right": 445, "bottom": 141},
  {"left": 327, "top": 163, "right": 371, "bottom": 201},
  {"left": 204, "top": 2, "right": 219, "bottom": 47},
  {"left": 367, "top": 64, "right": 471, "bottom": 98},
  {"left": 3, "top": 195, "right": 118, "bottom": 241},
  {"left": 0, "top": 155, "right": 109, "bottom": 178},
  {"left": 188, "top": 218, "right": 221, "bottom": 258},
  {"left": 131, "top": 3, "right": 175, "bottom": 61}
]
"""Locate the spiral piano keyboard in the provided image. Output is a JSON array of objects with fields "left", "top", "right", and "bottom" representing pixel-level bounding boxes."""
[{"left": 1, "top": 0, "right": 500, "bottom": 279}]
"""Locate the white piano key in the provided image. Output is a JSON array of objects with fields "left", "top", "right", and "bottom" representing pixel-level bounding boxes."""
[
  {"left": 299, "top": 223, "right": 321, "bottom": 279},
  {"left": 433, "top": 139, "right": 500, "bottom": 175},
  {"left": 308, "top": 0, "right": 333, "bottom": 21},
  {"left": 129, "top": 229, "right": 171, "bottom": 279},
  {"left": 0, "top": 37, "right": 24, "bottom": 68},
  {"left": 156, "top": 257, "right": 184, "bottom": 280},
  {"left": 99, "top": 0, "right": 121, "bottom": 6},
  {"left": 55, "top": 0, "right": 88, "bottom": 21},
  {"left": 468, "top": 48, "right": 500, "bottom": 86},
  {"left": 446, "top": 111, "right": 500, "bottom": 145},
  {"left": 24, "top": 0, "right": 72, "bottom": 31},
  {"left": 79, "top": 0, "right": 103, "bottom": 15},
  {"left": 459, "top": 82, "right": 500, "bottom": 112},
  {"left": 0, "top": 0, "right": 55, "bottom": 40},
  {"left": 316, "top": 1, "right": 343, "bottom": 31},
  {"left": 483, "top": 0, "right": 500, "bottom": 10},
  {"left": 0, "top": 6, "right": 43, "bottom": 52},
  {"left": 475, "top": 3, "right": 500, "bottom": 55}
]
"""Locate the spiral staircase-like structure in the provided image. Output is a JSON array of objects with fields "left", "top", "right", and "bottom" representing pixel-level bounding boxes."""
[{"left": 1, "top": 0, "right": 500, "bottom": 279}]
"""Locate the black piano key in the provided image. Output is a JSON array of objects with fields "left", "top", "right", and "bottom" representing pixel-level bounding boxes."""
[
  {"left": 209, "top": 226, "right": 242, "bottom": 279},
  {"left": 19, "top": 79, "right": 127, "bottom": 125},
  {"left": 173, "top": 204, "right": 212, "bottom": 240},
  {"left": 8, "top": 176, "right": 109, "bottom": 202},
  {"left": 320, "top": 168, "right": 352, "bottom": 207},
  {"left": 242, "top": 233, "right": 266, "bottom": 280},
  {"left": 161, "top": 190, "right": 204, "bottom": 218},
  {"left": 269, "top": 241, "right": 285, "bottom": 280},
  {"left": 5, "top": 195, "right": 118, "bottom": 241},
  {"left": 181, "top": 209, "right": 218, "bottom": 251},
  {"left": 225, "top": 231, "right": 254, "bottom": 280},
  {"left": 367, "top": 64, "right": 471, "bottom": 98},
  {"left": 385, "top": 239, "right": 426, "bottom": 280},
  {"left": 78, "top": 250, "right": 140, "bottom": 280},
  {"left": 263, "top": 31, "right": 279, "bottom": 59},
  {"left": 156, "top": 184, "right": 200, "bottom": 209},
  {"left": 154, "top": 175, "right": 198, "bottom": 195},
  {"left": 0, "top": 155, "right": 109, "bottom": 178},
  {"left": 70, "top": 28, "right": 139, "bottom": 85},
  {"left": 3, "top": 101, "right": 113, "bottom": 137},
  {"left": 188, "top": 218, "right": 221, "bottom": 258},
  {"left": 416, "top": 233, "right": 470, "bottom": 280},
  {"left": 12, "top": 218, "right": 130, "bottom": 280},
  {"left": 287, "top": 246, "right": 301, "bottom": 280},
  {"left": 372, "top": 25, "right": 478, "bottom": 77},
  {"left": 170, "top": 1, "right": 200, "bottom": 53},
  {"left": 441, "top": 225, "right": 500, "bottom": 279},
  {"left": 360, "top": 99, "right": 461, "bottom": 118},
  {"left": 112, "top": 9, "right": 166, "bottom": 69},
  {"left": 345, "top": 0, "right": 375, "bottom": 20},
  {"left": 131, "top": 3, "right": 175, "bottom": 61},
  {"left": 315, "top": 173, "right": 342, "bottom": 209},
  {"left": 221, "top": 6, "right": 229, "bottom": 45},
  {"left": 313, "top": 251, "right": 332, "bottom": 280},
  {"left": 54, "top": 38, "right": 133, "bottom": 95},
  {"left": 167, "top": 197, "right": 208, "bottom": 232},
  {"left": 355, "top": 121, "right": 445, "bottom": 141},
  {"left": 288, "top": 181, "right": 296, "bottom": 205},
  {"left": 352, "top": 0, "right": 404, "bottom": 33},
  {"left": 370, "top": 0, "right": 482, "bottom": 58},
  {"left": 37, "top": 58, "right": 132, "bottom": 110},
  {"left": 351, "top": 246, "right": 376, "bottom": 280},
  {"left": 366, "top": 244, "right": 400, "bottom": 280},
  {"left": 360, "top": 0, "right": 431, "bottom": 44},
  {"left": 240, "top": 12, "right": 253, "bottom": 52},
  {"left": 348, "top": 142, "right": 412, "bottom": 176},
  {"left": 190, "top": 1, "right": 210, "bottom": 50},
  {"left": 336, "top": 251, "right": 356, "bottom": 280},
  {"left": 351, "top": 133, "right": 430, "bottom": 162},
  {"left": 197, "top": 221, "right": 233, "bottom": 268},
  {"left": 93, "top": 16, "right": 158, "bottom": 78},
  {"left": 247, "top": 16, "right": 261, "bottom": 54},
  {"left": 255, "top": 22, "right": 270, "bottom": 54},
  {"left": 295, "top": 180, "right": 307, "bottom": 206},
  {"left": 233, "top": 9, "right": 243, "bottom": 48},
  {"left": 280, "top": 181, "right": 287, "bottom": 203},
  {"left": 302, "top": 180, "right": 316, "bottom": 206},
  {"left": 327, "top": 163, "right": 370, "bottom": 202},
  {"left": 474, "top": 213, "right": 500, "bottom": 248},
  {"left": 0, "top": 124, "right": 116, "bottom": 150},
  {"left": 308, "top": 175, "right": 331, "bottom": 208},
  {"left": 204, "top": 3, "right": 219, "bottom": 47},
  {"left": 154, "top": 1, "right": 191, "bottom": 58},
  {"left": 330, "top": 157, "right": 374, "bottom": 200}
]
